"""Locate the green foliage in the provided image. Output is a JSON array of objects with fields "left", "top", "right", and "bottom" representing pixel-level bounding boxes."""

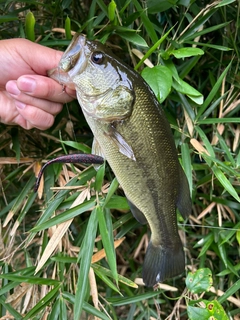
[
  {"left": 186, "top": 269, "right": 229, "bottom": 320},
  {"left": 186, "top": 268, "right": 213, "bottom": 294},
  {"left": 0, "top": 0, "right": 239, "bottom": 319}
]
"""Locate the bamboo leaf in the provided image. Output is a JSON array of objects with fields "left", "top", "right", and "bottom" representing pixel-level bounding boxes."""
[
  {"left": 211, "top": 165, "right": 240, "bottom": 202},
  {"left": 196, "top": 61, "right": 232, "bottom": 120},
  {"left": 171, "top": 47, "right": 204, "bottom": 59},
  {"left": 31, "top": 199, "right": 96, "bottom": 232},
  {"left": 103, "top": 177, "right": 119, "bottom": 207},
  {"left": 181, "top": 143, "right": 193, "bottom": 195},
  {"left": 63, "top": 292, "right": 110, "bottom": 320},
  {"left": 74, "top": 208, "right": 98, "bottom": 319},
  {"left": 23, "top": 285, "right": 61, "bottom": 320},
  {"left": 117, "top": 30, "right": 149, "bottom": 47},
  {"left": 107, "top": 291, "right": 160, "bottom": 306},
  {"left": 97, "top": 206, "right": 118, "bottom": 283},
  {"left": 218, "top": 279, "right": 240, "bottom": 304},
  {"left": 0, "top": 297, "right": 22, "bottom": 319}
]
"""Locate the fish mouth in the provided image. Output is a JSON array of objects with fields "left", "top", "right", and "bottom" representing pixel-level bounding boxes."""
[
  {"left": 62, "top": 34, "right": 88, "bottom": 78},
  {"left": 47, "top": 34, "right": 88, "bottom": 88}
]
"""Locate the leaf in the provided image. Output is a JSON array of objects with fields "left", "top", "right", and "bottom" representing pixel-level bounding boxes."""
[
  {"left": 186, "top": 268, "right": 213, "bottom": 293},
  {"left": 63, "top": 292, "right": 110, "bottom": 320},
  {"left": 92, "top": 264, "right": 137, "bottom": 288},
  {"left": 35, "top": 219, "right": 73, "bottom": 274},
  {"left": 147, "top": 0, "right": 178, "bottom": 13},
  {"left": 0, "top": 15, "right": 18, "bottom": 23},
  {"left": 94, "top": 163, "right": 105, "bottom": 192},
  {"left": 218, "top": 278, "right": 240, "bottom": 304},
  {"left": 3, "top": 175, "right": 36, "bottom": 227},
  {"left": 0, "top": 274, "right": 59, "bottom": 286},
  {"left": 105, "top": 195, "right": 130, "bottom": 210},
  {"left": 60, "top": 140, "right": 91, "bottom": 153},
  {"left": 216, "top": 0, "right": 236, "bottom": 7},
  {"left": 97, "top": 206, "right": 118, "bottom": 283},
  {"left": 205, "top": 300, "right": 229, "bottom": 320},
  {"left": 74, "top": 208, "right": 98, "bottom": 320},
  {"left": 23, "top": 285, "right": 61, "bottom": 320},
  {"left": 103, "top": 177, "right": 119, "bottom": 207},
  {"left": 0, "top": 296, "right": 22, "bottom": 319},
  {"left": 25, "top": 11, "right": 35, "bottom": 42},
  {"left": 188, "top": 299, "right": 229, "bottom": 320},
  {"left": 108, "top": 0, "right": 116, "bottom": 21},
  {"left": 173, "top": 78, "right": 203, "bottom": 104},
  {"left": 196, "top": 61, "right": 232, "bottom": 120},
  {"left": 237, "top": 230, "right": 240, "bottom": 246},
  {"left": 93, "top": 267, "right": 121, "bottom": 294},
  {"left": 187, "top": 305, "right": 210, "bottom": 320},
  {"left": 211, "top": 165, "right": 240, "bottom": 203},
  {"left": 186, "top": 41, "right": 232, "bottom": 51},
  {"left": 141, "top": 65, "right": 172, "bottom": 102},
  {"left": 135, "top": 26, "right": 175, "bottom": 70},
  {"left": 198, "top": 117, "right": 240, "bottom": 124},
  {"left": 30, "top": 199, "right": 96, "bottom": 232},
  {"left": 107, "top": 291, "right": 160, "bottom": 306},
  {"left": 183, "top": 21, "right": 231, "bottom": 42},
  {"left": 181, "top": 143, "right": 193, "bottom": 195},
  {"left": 118, "top": 31, "right": 149, "bottom": 47},
  {"left": 11, "top": 128, "right": 21, "bottom": 162},
  {"left": 132, "top": 0, "right": 158, "bottom": 43},
  {"left": 171, "top": 47, "right": 204, "bottom": 59},
  {"left": 64, "top": 16, "right": 72, "bottom": 40}
]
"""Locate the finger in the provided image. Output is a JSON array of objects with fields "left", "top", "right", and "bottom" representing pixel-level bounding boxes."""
[
  {"left": 15, "top": 103, "right": 58, "bottom": 130},
  {"left": 12, "top": 75, "right": 76, "bottom": 103},
  {"left": 20, "top": 40, "right": 65, "bottom": 75},
  {"left": 6, "top": 80, "right": 63, "bottom": 115}
]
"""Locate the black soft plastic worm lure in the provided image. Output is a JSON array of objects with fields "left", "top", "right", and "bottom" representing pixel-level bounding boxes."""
[{"left": 34, "top": 153, "right": 104, "bottom": 192}]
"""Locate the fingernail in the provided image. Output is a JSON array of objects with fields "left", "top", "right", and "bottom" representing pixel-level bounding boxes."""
[
  {"left": 15, "top": 100, "right": 26, "bottom": 109},
  {"left": 18, "top": 76, "right": 36, "bottom": 93},
  {"left": 6, "top": 81, "right": 21, "bottom": 96}
]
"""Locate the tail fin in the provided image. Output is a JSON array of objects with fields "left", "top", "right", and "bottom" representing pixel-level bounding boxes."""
[{"left": 142, "top": 241, "right": 185, "bottom": 287}]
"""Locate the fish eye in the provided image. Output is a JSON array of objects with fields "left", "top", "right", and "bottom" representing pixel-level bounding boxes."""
[{"left": 91, "top": 51, "right": 104, "bottom": 64}]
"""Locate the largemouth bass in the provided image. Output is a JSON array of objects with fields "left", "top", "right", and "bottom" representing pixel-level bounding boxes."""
[{"left": 50, "top": 34, "right": 192, "bottom": 287}]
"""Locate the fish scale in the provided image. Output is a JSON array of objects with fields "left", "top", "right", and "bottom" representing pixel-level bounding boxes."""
[{"left": 49, "top": 34, "right": 192, "bottom": 287}]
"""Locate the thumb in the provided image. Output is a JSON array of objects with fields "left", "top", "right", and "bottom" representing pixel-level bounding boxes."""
[{"left": 19, "top": 39, "right": 64, "bottom": 76}]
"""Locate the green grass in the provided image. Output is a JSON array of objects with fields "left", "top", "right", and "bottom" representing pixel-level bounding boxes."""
[{"left": 0, "top": 0, "right": 239, "bottom": 319}]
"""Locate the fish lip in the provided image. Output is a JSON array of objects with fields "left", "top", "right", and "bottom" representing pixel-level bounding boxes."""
[
  {"left": 59, "top": 34, "right": 88, "bottom": 78},
  {"left": 48, "top": 35, "right": 88, "bottom": 87},
  {"left": 69, "top": 36, "right": 86, "bottom": 76}
]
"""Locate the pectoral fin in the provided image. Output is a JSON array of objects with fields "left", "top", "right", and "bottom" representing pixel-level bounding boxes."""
[
  {"left": 127, "top": 199, "right": 147, "bottom": 225},
  {"left": 106, "top": 126, "right": 136, "bottom": 161}
]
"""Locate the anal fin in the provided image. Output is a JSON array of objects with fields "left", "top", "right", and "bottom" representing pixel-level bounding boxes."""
[{"left": 127, "top": 199, "right": 147, "bottom": 225}]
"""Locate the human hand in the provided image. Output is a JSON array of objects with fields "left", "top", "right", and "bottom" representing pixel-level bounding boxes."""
[{"left": 0, "top": 38, "right": 76, "bottom": 130}]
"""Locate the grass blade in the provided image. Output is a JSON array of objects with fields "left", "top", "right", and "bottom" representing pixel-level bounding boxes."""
[
  {"left": 74, "top": 208, "right": 98, "bottom": 319},
  {"left": 97, "top": 206, "right": 118, "bottom": 284},
  {"left": 196, "top": 61, "right": 232, "bottom": 120},
  {"left": 218, "top": 279, "right": 240, "bottom": 304}
]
